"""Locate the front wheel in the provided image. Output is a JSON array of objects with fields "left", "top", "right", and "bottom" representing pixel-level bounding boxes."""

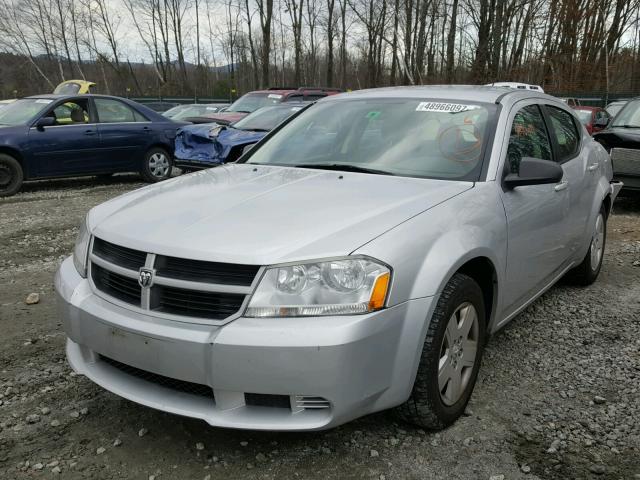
[
  {"left": 140, "top": 148, "right": 172, "bottom": 183},
  {"left": 0, "top": 153, "right": 24, "bottom": 197},
  {"left": 394, "top": 273, "right": 486, "bottom": 430},
  {"left": 567, "top": 205, "right": 607, "bottom": 286}
]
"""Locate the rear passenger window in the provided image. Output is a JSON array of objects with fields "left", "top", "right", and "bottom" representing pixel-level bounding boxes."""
[
  {"left": 546, "top": 106, "right": 579, "bottom": 161},
  {"left": 506, "top": 105, "right": 552, "bottom": 174}
]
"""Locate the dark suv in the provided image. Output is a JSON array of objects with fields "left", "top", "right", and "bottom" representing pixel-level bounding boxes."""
[{"left": 187, "top": 87, "right": 342, "bottom": 125}]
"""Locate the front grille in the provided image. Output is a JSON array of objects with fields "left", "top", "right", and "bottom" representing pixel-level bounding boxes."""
[
  {"left": 153, "top": 286, "right": 245, "bottom": 320},
  {"left": 93, "top": 237, "right": 147, "bottom": 270},
  {"left": 155, "top": 255, "right": 259, "bottom": 286},
  {"left": 90, "top": 237, "right": 258, "bottom": 321},
  {"left": 611, "top": 148, "right": 640, "bottom": 175},
  {"left": 91, "top": 263, "right": 141, "bottom": 305},
  {"left": 100, "top": 355, "right": 214, "bottom": 400}
]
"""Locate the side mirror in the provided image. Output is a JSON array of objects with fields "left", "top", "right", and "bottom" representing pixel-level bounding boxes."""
[
  {"left": 504, "top": 157, "right": 563, "bottom": 188},
  {"left": 35, "top": 116, "right": 56, "bottom": 130},
  {"left": 594, "top": 118, "right": 609, "bottom": 128}
]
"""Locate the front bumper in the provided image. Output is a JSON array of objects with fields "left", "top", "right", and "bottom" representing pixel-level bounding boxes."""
[
  {"left": 55, "top": 257, "right": 434, "bottom": 431},
  {"left": 174, "top": 158, "right": 219, "bottom": 170}
]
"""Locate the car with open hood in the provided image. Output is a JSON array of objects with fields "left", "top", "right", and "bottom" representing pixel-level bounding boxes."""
[
  {"left": 174, "top": 103, "right": 307, "bottom": 170},
  {"left": 56, "top": 86, "right": 621, "bottom": 432}
]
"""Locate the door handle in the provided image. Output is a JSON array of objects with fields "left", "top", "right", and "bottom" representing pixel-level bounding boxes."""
[
  {"left": 587, "top": 163, "right": 599, "bottom": 172},
  {"left": 84, "top": 129, "right": 97, "bottom": 136},
  {"left": 554, "top": 181, "right": 569, "bottom": 192}
]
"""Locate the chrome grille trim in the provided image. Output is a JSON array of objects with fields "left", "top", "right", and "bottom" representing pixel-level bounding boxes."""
[
  {"left": 88, "top": 237, "right": 263, "bottom": 325},
  {"left": 611, "top": 148, "right": 640, "bottom": 175},
  {"left": 292, "top": 395, "right": 332, "bottom": 412}
]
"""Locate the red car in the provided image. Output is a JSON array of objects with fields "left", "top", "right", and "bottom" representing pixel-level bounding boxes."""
[
  {"left": 573, "top": 106, "right": 611, "bottom": 135},
  {"left": 189, "top": 87, "right": 342, "bottom": 125}
]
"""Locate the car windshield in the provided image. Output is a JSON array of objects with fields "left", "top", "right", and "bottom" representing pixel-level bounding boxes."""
[
  {"left": 226, "top": 93, "right": 283, "bottom": 113},
  {"left": 606, "top": 102, "right": 626, "bottom": 117},
  {"left": 0, "top": 98, "right": 53, "bottom": 126},
  {"left": 53, "top": 83, "right": 81, "bottom": 95},
  {"left": 575, "top": 110, "right": 593, "bottom": 125},
  {"left": 165, "top": 105, "right": 225, "bottom": 120},
  {"left": 611, "top": 99, "right": 640, "bottom": 127},
  {"left": 246, "top": 98, "right": 496, "bottom": 181},
  {"left": 233, "top": 105, "right": 303, "bottom": 131}
]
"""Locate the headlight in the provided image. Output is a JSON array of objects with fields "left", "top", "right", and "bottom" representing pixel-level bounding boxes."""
[
  {"left": 245, "top": 257, "right": 391, "bottom": 317},
  {"left": 72, "top": 215, "right": 91, "bottom": 278}
]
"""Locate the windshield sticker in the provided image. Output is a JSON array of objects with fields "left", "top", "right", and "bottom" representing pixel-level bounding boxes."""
[
  {"left": 416, "top": 102, "right": 480, "bottom": 113},
  {"left": 35, "top": 99, "right": 53, "bottom": 104},
  {"left": 268, "top": 94, "right": 283, "bottom": 99}
]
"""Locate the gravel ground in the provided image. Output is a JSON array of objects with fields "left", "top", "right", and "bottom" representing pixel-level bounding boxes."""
[{"left": 0, "top": 177, "right": 639, "bottom": 480}]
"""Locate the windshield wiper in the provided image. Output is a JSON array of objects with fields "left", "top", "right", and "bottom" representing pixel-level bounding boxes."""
[
  {"left": 293, "top": 163, "right": 395, "bottom": 176},
  {"left": 614, "top": 124, "right": 640, "bottom": 128},
  {"left": 236, "top": 127, "right": 270, "bottom": 132}
]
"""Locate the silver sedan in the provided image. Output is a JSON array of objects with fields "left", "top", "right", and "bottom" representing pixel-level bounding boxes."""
[{"left": 55, "top": 86, "right": 622, "bottom": 431}]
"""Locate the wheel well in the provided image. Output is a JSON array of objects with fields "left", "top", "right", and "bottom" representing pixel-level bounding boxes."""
[
  {"left": 457, "top": 257, "right": 496, "bottom": 326},
  {"left": 602, "top": 194, "right": 612, "bottom": 218},
  {"left": 0, "top": 147, "right": 23, "bottom": 166},
  {"left": 148, "top": 143, "right": 172, "bottom": 157}
]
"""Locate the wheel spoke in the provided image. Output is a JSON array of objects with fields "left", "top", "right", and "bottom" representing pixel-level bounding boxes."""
[
  {"left": 458, "top": 304, "right": 476, "bottom": 338},
  {"left": 461, "top": 339, "right": 477, "bottom": 367},
  {"left": 445, "top": 314, "right": 457, "bottom": 345},
  {"left": 444, "top": 368, "right": 462, "bottom": 404}
]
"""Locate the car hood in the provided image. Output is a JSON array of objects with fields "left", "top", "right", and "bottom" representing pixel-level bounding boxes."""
[
  {"left": 90, "top": 164, "right": 473, "bottom": 265},
  {"left": 175, "top": 125, "right": 266, "bottom": 163},
  {"left": 196, "top": 112, "right": 248, "bottom": 125},
  {"left": 594, "top": 127, "right": 640, "bottom": 146}
]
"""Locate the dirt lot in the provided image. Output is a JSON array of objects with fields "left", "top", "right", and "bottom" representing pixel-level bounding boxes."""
[{"left": 1, "top": 177, "right": 639, "bottom": 480}]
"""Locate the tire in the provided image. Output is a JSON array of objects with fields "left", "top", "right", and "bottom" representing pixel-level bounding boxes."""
[
  {"left": 394, "top": 273, "right": 486, "bottom": 430},
  {"left": 0, "top": 153, "right": 24, "bottom": 197},
  {"left": 140, "top": 147, "right": 172, "bottom": 183},
  {"left": 567, "top": 205, "right": 607, "bottom": 286}
]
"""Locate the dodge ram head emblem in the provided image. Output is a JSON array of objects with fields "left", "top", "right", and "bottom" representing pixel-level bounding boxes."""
[{"left": 138, "top": 268, "right": 154, "bottom": 288}]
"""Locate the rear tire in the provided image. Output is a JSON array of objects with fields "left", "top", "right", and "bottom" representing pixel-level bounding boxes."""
[
  {"left": 567, "top": 205, "right": 607, "bottom": 286},
  {"left": 0, "top": 153, "right": 23, "bottom": 197},
  {"left": 394, "top": 273, "right": 486, "bottom": 430},
  {"left": 140, "top": 147, "right": 172, "bottom": 183}
]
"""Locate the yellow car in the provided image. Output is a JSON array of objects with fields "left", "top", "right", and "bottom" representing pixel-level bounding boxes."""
[{"left": 53, "top": 80, "right": 96, "bottom": 95}]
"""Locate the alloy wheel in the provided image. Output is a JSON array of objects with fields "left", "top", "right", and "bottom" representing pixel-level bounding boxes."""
[
  {"left": 590, "top": 213, "right": 605, "bottom": 271},
  {"left": 438, "top": 302, "right": 480, "bottom": 406},
  {"left": 148, "top": 153, "right": 170, "bottom": 178}
]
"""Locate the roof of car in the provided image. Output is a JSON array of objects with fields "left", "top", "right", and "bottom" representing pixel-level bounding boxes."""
[{"left": 322, "top": 85, "right": 554, "bottom": 105}]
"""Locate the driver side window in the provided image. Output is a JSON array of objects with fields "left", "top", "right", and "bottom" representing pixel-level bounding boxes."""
[
  {"left": 46, "top": 100, "right": 90, "bottom": 126},
  {"left": 507, "top": 105, "right": 552, "bottom": 174}
]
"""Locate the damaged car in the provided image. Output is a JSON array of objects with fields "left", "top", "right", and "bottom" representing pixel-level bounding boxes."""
[
  {"left": 56, "top": 86, "right": 621, "bottom": 432},
  {"left": 174, "top": 103, "right": 306, "bottom": 170}
]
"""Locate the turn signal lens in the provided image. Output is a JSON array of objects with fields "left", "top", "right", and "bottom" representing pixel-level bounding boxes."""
[{"left": 368, "top": 272, "right": 390, "bottom": 310}]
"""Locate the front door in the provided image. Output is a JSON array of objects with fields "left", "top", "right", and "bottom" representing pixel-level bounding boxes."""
[
  {"left": 499, "top": 103, "right": 572, "bottom": 317},
  {"left": 28, "top": 98, "right": 101, "bottom": 177}
]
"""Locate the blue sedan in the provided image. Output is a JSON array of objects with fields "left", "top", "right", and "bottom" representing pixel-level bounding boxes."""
[{"left": 0, "top": 94, "right": 186, "bottom": 196}]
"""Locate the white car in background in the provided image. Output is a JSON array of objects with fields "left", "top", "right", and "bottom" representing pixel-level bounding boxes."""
[{"left": 486, "top": 82, "right": 544, "bottom": 93}]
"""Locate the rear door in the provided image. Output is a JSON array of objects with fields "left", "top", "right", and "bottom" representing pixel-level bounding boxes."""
[
  {"left": 28, "top": 98, "right": 101, "bottom": 177},
  {"left": 543, "top": 104, "right": 595, "bottom": 257},
  {"left": 499, "top": 102, "right": 572, "bottom": 316},
  {"left": 95, "top": 98, "right": 152, "bottom": 171}
]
